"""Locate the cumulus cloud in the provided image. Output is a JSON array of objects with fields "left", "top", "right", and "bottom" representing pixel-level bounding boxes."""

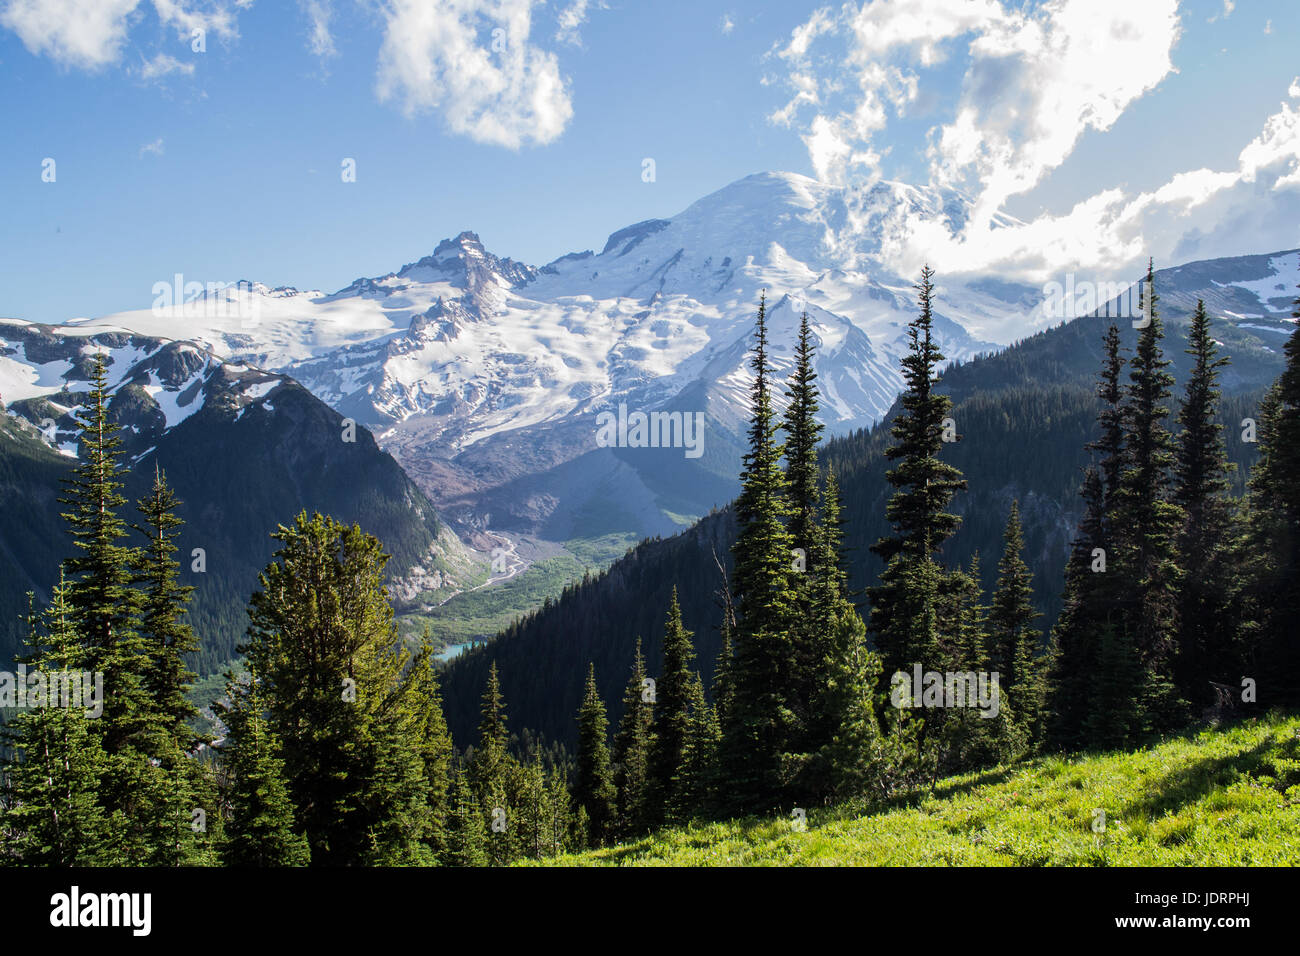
[
  {"left": 1, "top": 0, "right": 143, "bottom": 68},
  {"left": 375, "top": 0, "right": 574, "bottom": 149},
  {"left": 864, "top": 82, "right": 1300, "bottom": 281},
  {"left": 1, "top": 0, "right": 240, "bottom": 69},
  {"left": 765, "top": 0, "right": 1300, "bottom": 279}
]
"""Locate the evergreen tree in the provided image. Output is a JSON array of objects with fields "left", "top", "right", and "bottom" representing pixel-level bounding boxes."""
[
  {"left": 646, "top": 587, "right": 697, "bottom": 825},
  {"left": 1243, "top": 279, "right": 1300, "bottom": 705},
  {"left": 470, "top": 662, "right": 515, "bottom": 865},
  {"left": 573, "top": 664, "right": 617, "bottom": 845},
  {"left": 674, "top": 672, "right": 721, "bottom": 818},
  {"left": 868, "top": 266, "right": 968, "bottom": 683},
  {"left": 1091, "top": 324, "right": 1126, "bottom": 501},
  {"left": 782, "top": 311, "right": 824, "bottom": 556},
  {"left": 611, "top": 639, "right": 654, "bottom": 837},
  {"left": 722, "top": 292, "right": 800, "bottom": 812},
  {"left": 219, "top": 682, "right": 309, "bottom": 867},
  {"left": 58, "top": 354, "right": 149, "bottom": 756},
  {"left": 405, "top": 637, "right": 453, "bottom": 861},
  {"left": 1113, "top": 261, "right": 1184, "bottom": 733},
  {"left": 987, "top": 502, "right": 1045, "bottom": 745},
  {"left": 1172, "top": 301, "right": 1239, "bottom": 708},
  {"left": 133, "top": 464, "right": 201, "bottom": 751},
  {"left": 1049, "top": 467, "right": 1108, "bottom": 748},
  {"left": 804, "top": 471, "right": 881, "bottom": 801},
  {"left": 238, "top": 512, "right": 438, "bottom": 865},
  {"left": 445, "top": 765, "right": 487, "bottom": 867},
  {"left": 0, "top": 583, "right": 116, "bottom": 865}
]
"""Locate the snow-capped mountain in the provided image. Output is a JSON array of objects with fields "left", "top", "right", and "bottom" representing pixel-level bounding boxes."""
[
  {"left": 0, "top": 319, "right": 481, "bottom": 631},
  {"left": 43, "top": 171, "right": 1300, "bottom": 544}
]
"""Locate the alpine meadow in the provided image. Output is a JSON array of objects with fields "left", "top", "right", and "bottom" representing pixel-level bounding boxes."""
[{"left": 1, "top": 0, "right": 1297, "bottom": 940}]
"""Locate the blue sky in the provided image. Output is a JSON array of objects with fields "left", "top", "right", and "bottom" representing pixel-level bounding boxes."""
[{"left": 1, "top": 0, "right": 1298, "bottom": 323}]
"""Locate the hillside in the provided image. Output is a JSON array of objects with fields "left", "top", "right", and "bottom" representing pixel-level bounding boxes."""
[
  {"left": 0, "top": 324, "right": 482, "bottom": 673},
  {"left": 438, "top": 280, "right": 1278, "bottom": 749},
  {"left": 541, "top": 714, "right": 1300, "bottom": 866}
]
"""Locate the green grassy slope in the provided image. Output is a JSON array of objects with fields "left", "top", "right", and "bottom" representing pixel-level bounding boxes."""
[{"left": 542, "top": 715, "right": 1300, "bottom": 866}]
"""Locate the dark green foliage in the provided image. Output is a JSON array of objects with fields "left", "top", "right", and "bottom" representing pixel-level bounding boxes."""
[
  {"left": 868, "top": 265, "right": 968, "bottom": 682},
  {"left": 611, "top": 639, "right": 654, "bottom": 837},
  {"left": 57, "top": 354, "right": 150, "bottom": 757},
  {"left": 0, "top": 584, "right": 115, "bottom": 865},
  {"left": 445, "top": 764, "right": 487, "bottom": 867},
  {"left": 133, "top": 465, "right": 201, "bottom": 751},
  {"left": 988, "top": 502, "right": 1046, "bottom": 747},
  {"left": 803, "top": 471, "right": 881, "bottom": 800},
  {"left": 1172, "top": 301, "right": 1241, "bottom": 708},
  {"left": 782, "top": 311, "right": 824, "bottom": 556},
  {"left": 721, "top": 293, "right": 800, "bottom": 812},
  {"left": 1112, "top": 263, "right": 1185, "bottom": 733},
  {"left": 1243, "top": 278, "right": 1300, "bottom": 706},
  {"left": 573, "top": 663, "right": 616, "bottom": 844},
  {"left": 231, "top": 512, "right": 447, "bottom": 865},
  {"left": 219, "top": 683, "right": 309, "bottom": 867},
  {"left": 645, "top": 587, "right": 698, "bottom": 825}
]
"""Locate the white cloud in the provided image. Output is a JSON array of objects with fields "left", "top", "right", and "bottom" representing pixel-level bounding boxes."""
[
  {"left": 764, "top": 0, "right": 1300, "bottom": 279},
  {"left": 301, "top": 0, "right": 335, "bottom": 59},
  {"left": 1, "top": 0, "right": 142, "bottom": 68},
  {"left": 862, "top": 81, "right": 1300, "bottom": 281},
  {"left": 375, "top": 0, "right": 574, "bottom": 149},
  {"left": 721, "top": 14, "right": 734, "bottom": 35},
  {"left": 139, "top": 137, "right": 164, "bottom": 156},
  {"left": 555, "top": 0, "right": 596, "bottom": 46},
  {"left": 1, "top": 0, "right": 240, "bottom": 69},
  {"left": 137, "top": 51, "right": 194, "bottom": 79}
]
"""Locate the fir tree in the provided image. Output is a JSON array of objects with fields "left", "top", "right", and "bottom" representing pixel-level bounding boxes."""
[
  {"left": 1172, "top": 301, "right": 1239, "bottom": 708},
  {"left": 219, "top": 682, "right": 309, "bottom": 867},
  {"left": 445, "top": 765, "right": 487, "bottom": 867},
  {"left": 782, "top": 311, "right": 824, "bottom": 556},
  {"left": 673, "top": 672, "right": 721, "bottom": 818},
  {"left": 238, "top": 512, "right": 438, "bottom": 865},
  {"left": 1113, "top": 261, "right": 1184, "bottom": 733},
  {"left": 646, "top": 587, "right": 697, "bottom": 825},
  {"left": 1243, "top": 278, "right": 1300, "bottom": 705},
  {"left": 611, "top": 639, "right": 654, "bottom": 837},
  {"left": 58, "top": 354, "right": 149, "bottom": 756},
  {"left": 0, "top": 582, "right": 116, "bottom": 865},
  {"left": 868, "top": 266, "right": 968, "bottom": 683},
  {"left": 1049, "top": 467, "right": 1107, "bottom": 748},
  {"left": 133, "top": 464, "right": 200, "bottom": 751},
  {"left": 573, "top": 663, "right": 617, "bottom": 845},
  {"left": 722, "top": 292, "right": 800, "bottom": 812},
  {"left": 987, "top": 502, "right": 1045, "bottom": 745},
  {"left": 804, "top": 471, "right": 881, "bottom": 801}
]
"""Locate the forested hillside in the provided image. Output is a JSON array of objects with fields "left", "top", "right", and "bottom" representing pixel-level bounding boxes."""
[
  {"left": 440, "top": 301, "right": 1278, "bottom": 750},
  {"left": 0, "top": 369, "right": 477, "bottom": 674}
]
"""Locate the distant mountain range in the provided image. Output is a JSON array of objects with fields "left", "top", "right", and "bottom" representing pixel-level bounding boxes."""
[
  {"left": 2, "top": 171, "right": 1295, "bottom": 681},
  {"left": 44, "top": 173, "right": 1299, "bottom": 561}
]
